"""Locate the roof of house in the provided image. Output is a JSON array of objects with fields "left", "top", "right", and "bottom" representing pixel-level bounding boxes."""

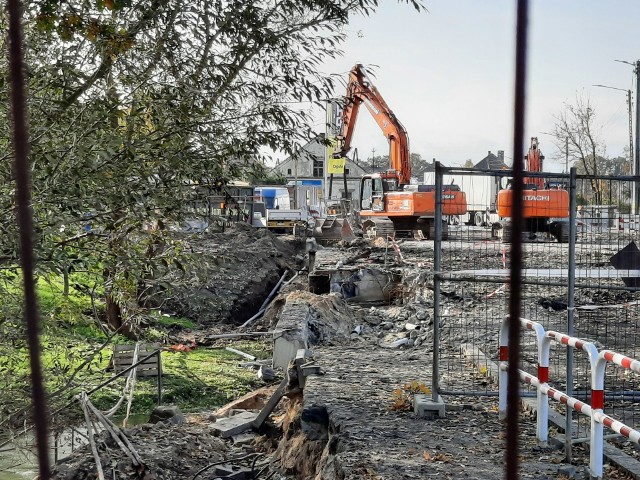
[{"left": 475, "top": 151, "right": 507, "bottom": 170}]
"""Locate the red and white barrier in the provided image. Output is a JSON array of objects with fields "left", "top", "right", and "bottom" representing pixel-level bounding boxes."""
[{"left": 498, "top": 316, "right": 640, "bottom": 479}]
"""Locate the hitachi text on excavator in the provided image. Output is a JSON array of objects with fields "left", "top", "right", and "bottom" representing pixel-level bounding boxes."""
[{"left": 333, "top": 64, "right": 467, "bottom": 238}]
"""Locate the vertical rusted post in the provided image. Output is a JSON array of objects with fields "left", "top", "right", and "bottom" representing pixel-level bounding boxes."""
[
  {"left": 7, "top": 0, "right": 50, "bottom": 477},
  {"left": 157, "top": 350, "right": 163, "bottom": 405},
  {"left": 506, "top": 1, "right": 529, "bottom": 479},
  {"left": 565, "top": 167, "right": 577, "bottom": 461}
]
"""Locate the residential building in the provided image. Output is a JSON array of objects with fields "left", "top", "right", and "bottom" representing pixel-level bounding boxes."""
[{"left": 271, "top": 134, "right": 370, "bottom": 203}]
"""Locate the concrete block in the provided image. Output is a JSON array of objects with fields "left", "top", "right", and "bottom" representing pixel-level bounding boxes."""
[
  {"left": 414, "top": 393, "right": 445, "bottom": 419},
  {"left": 210, "top": 410, "right": 258, "bottom": 438},
  {"left": 272, "top": 303, "right": 310, "bottom": 370}
]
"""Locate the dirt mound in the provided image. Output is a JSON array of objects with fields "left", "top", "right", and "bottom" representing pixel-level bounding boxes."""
[{"left": 162, "top": 227, "right": 302, "bottom": 325}]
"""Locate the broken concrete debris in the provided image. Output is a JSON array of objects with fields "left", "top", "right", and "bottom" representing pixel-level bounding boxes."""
[{"left": 272, "top": 291, "right": 355, "bottom": 370}]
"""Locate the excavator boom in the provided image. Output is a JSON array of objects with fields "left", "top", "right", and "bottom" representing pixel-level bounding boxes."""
[
  {"left": 336, "top": 64, "right": 411, "bottom": 185},
  {"left": 329, "top": 64, "right": 467, "bottom": 238}
]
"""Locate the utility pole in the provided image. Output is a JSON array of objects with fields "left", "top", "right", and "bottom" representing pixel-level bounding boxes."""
[
  {"left": 565, "top": 137, "right": 568, "bottom": 173},
  {"left": 636, "top": 60, "right": 639, "bottom": 215},
  {"left": 594, "top": 80, "right": 637, "bottom": 211},
  {"left": 371, "top": 147, "right": 376, "bottom": 173},
  {"left": 615, "top": 59, "right": 640, "bottom": 214}
]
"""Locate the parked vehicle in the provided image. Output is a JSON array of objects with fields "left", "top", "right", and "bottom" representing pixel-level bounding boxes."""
[
  {"left": 252, "top": 186, "right": 311, "bottom": 233},
  {"left": 424, "top": 172, "right": 501, "bottom": 227}
]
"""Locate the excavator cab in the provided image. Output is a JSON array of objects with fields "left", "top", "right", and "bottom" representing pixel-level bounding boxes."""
[{"left": 360, "top": 175, "right": 385, "bottom": 212}]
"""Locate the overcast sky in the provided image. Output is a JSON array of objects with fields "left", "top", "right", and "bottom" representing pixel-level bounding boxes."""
[{"left": 311, "top": 0, "right": 640, "bottom": 173}]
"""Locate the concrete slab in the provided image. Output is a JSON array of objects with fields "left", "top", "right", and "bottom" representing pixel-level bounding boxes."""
[{"left": 210, "top": 411, "right": 258, "bottom": 438}]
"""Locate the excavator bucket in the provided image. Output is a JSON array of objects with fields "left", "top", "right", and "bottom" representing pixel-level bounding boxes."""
[
  {"left": 312, "top": 216, "right": 355, "bottom": 241},
  {"left": 340, "top": 217, "right": 356, "bottom": 242}
]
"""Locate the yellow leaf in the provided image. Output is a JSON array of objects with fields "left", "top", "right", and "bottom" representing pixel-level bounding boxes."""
[{"left": 422, "top": 451, "right": 432, "bottom": 461}]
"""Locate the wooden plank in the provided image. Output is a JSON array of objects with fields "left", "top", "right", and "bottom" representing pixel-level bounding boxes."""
[{"left": 113, "top": 343, "right": 162, "bottom": 377}]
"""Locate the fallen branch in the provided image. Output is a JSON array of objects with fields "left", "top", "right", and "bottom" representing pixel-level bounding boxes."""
[{"left": 205, "top": 331, "right": 273, "bottom": 340}]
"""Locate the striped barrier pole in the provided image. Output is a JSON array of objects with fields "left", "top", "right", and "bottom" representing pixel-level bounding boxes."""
[
  {"left": 501, "top": 320, "right": 640, "bottom": 479},
  {"left": 547, "top": 330, "right": 604, "bottom": 476},
  {"left": 498, "top": 316, "right": 509, "bottom": 421},
  {"left": 498, "top": 316, "right": 551, "bottom": 442},
  {"left": 522, "top": 319, "right": 551, "bottom": 442}
]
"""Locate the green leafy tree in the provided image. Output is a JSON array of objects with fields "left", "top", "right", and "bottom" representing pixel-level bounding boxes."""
[
  {"left": 0, "top": 0, "right": 425, "bottom": 332},
  {"left": 0, "top": 0, "right": 427, "bottom": 430}
]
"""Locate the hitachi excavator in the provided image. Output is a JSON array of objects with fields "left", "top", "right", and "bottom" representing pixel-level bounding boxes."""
[
  {"left": 496, "top": 137, "right": 570, "bottom": 242},
  {"left": 333, "top": 64, "right": 467, "bottom": 238}
]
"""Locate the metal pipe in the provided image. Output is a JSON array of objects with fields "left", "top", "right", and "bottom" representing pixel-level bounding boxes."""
[
  {"left": 565, "top": 166, "right": 577, "bottom": 462},
  {"left": 506, "top": 2, "right": 529, "bottom": 477}
]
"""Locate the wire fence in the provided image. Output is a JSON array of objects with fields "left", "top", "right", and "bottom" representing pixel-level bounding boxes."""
[{"left": 434, "top": 165, "right": 640, "bottom": 461}]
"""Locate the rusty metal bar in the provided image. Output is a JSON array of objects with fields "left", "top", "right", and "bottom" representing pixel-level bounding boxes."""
[
  {"left": 7, "top": 0, "right": 50, "bottom": 477},
  {"left": 506, "top": 1, "right": 529, "bottom": 478}
]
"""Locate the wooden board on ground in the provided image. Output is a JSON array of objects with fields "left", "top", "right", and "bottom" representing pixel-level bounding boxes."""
[{"left": 113, "top": 343, "right": 162, "bottom": 377}]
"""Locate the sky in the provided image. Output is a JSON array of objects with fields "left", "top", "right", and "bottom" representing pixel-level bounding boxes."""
[{"left": 306, "top": 0, "right": 640, "bottom": 173}]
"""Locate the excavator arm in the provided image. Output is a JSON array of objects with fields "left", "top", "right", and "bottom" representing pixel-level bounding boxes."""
[
  {"left": 525, "top": 137, "right": 545, "bottom": 190},
  {"left": 335, "top": 64, "right": 412, "bottom": 185}
]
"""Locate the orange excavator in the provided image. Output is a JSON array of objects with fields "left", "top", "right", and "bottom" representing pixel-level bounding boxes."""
[
  {"left": 496, "top": 137, "right": 570, "bottom": 242},
  {"left": 333, "top": 64, "right": 467, "bottom": 238}
]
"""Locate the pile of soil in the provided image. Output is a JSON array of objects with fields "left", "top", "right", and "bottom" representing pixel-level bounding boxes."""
[{"left": 163, "top": 223, "right": 302, "bottom": 325}]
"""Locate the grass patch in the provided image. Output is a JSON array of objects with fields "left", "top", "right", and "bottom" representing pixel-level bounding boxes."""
[
  {"left": 155, "top": 315, "right": 197, "bottom": 329},
  {"left": 89, "top": 340, "right": 272, "bottom": 414}
]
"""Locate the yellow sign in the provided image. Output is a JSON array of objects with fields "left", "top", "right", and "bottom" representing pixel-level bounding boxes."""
[{"left": 328, "top": 157, "right": 346, "bottom": 174}]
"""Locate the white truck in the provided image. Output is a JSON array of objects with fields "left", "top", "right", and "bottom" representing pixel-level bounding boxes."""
[
  {"left": 423, "top": 172, "right": 501, "bottom": 226},
  {"left": 251, "top": 186, "right": 311, "bottom": 233}
]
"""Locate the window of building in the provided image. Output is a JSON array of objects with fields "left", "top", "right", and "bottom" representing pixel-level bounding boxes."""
[
  {"left": 313, "top": 157, "right": 323, "bottom": 178},
  {"left": 287, "top": 168, "right": 291, "bottom": 175},
  {"left": 345, "top": 168, "right": 350, "bottom": 174}
]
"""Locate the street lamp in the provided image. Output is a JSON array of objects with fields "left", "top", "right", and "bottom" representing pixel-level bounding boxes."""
[
  {"left": 613, "top": 59, "right": 640, "bottom": 214},
  {"left": 592, "top": 84, "right": 633, "bottom": 172}
]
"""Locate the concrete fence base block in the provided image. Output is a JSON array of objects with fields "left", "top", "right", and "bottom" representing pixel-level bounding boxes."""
[{"left": 414, "top": 393, "right": 446, "bottom": 419}]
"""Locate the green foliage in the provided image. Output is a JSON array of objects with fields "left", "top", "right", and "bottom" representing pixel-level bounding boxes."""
[
  {"left": 0, "top": 0, "right": 425, "bottom": 334},
  {"left": 0, "top": 0, "right": 426, "bottom": 428}
]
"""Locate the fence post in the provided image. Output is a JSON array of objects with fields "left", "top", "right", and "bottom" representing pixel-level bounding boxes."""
[
  {"left": 157, "top": 350, "right": 163, "bottom": 405},
  {"left": 498, "top": 316, "right": 509, "bottom": 420},
  {"left": 432, "top": 161, "right": 443, "bottom": 402},
  {"left": 565, "top": 166, "right": 577, "bottom": 461}
]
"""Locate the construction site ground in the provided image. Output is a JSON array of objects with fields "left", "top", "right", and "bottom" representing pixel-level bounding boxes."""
[{"left": 43, "top": 225, "right": 640, "bottom": 479}]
